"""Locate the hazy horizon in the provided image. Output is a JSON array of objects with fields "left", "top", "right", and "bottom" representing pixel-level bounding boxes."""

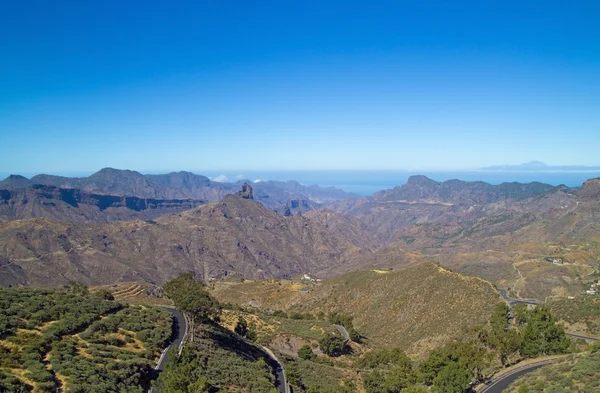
[
  {"left": 2, "top": 2, "right": 599, "bottom": 174},
  {"left": 3, "top": 166, "right": 599, "bottom": 196}
]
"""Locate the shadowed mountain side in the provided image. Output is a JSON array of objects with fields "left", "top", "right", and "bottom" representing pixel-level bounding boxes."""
[
  {"left": 0, "top": 194, "right": 372, "bottom": 287},
  {"left": 327, "top": 176, "right": 600, "bottom": 300},
  {"left": 0, "top": 184, "right": 205, "bottom": 223},
  {"left": 303, "top": 208, "right": 381, "bottom": 249},
  {"left": 5, "top": 168, "right": 357, "bottom": 213},
  {"left": 0, "top": 175, "right": 32, "bottom": 188}
]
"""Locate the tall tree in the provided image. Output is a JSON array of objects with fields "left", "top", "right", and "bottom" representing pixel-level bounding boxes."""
[
  {"left": 521, "top": 305, "right": 570, "bottom": 357},
  {"left": 163, "top": 272, "right": 220, "bottom": 342},
  {"left": 234, "top": 316, "right": 248, "bottom": 337},
  {"left": 482, "top": 303, "right": 522, "bottom": 366},
  {"left": 432, "top": 362, "right": 471, "bottom": 393}
]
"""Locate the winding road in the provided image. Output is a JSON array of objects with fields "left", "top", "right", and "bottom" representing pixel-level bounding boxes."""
[
  {"left": 498, "top": 288, "right": 540, "bottom": 306},
  {"left": 260, "top": 345, "right": 289, "bottom": 393},
  {"left": 148, "top": 308, "right": 288, "bottom": 393},
  {"left": 499, "top": 288, "right": 599, "bottom": 342},
  {"left": 333, "top": 324, "right": 350, "bottom": 342},
  {"left": 148, "top": 307, "right": 187, "bottom": 393},
  {"left": 478, "top": 359, "right": 559, "bottom": 393}
]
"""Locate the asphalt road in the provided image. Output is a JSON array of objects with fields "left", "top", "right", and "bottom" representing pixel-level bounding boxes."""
[
  {"left": 260, "top": 346, "right": 288, "bottom": 393},
  {"left": 498, "top": 288, "right": 540, "bottom": 306},
  {"left": 148, "top": 309, "right": 287, "bottom": 393},
  {"left": 479, "top": 362, "right": 549, "bottom": 393},
  {"left": 566, "top": 333, "right": 599, "bottom": 342},
  {"left": 498, "top": 288, "right": 600, "bottom": 343},
  {"left": 148, "top": 307, "right": 187, "bottom": 393},
  {"left": 333, "top": 324, "right": 350, "bottom": 342}
]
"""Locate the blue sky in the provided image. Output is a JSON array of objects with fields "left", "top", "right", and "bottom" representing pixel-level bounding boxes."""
[{"left": 1, "top": 0, "right": 599, "bottom": 175}]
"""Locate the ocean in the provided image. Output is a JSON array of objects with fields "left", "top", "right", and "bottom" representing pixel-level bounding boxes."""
[
  {"left": 3, "top": 170, "right": 599, "bottom": 197},
  {"left": 204, "top": 170, "right": 600, "bottom": 196}
]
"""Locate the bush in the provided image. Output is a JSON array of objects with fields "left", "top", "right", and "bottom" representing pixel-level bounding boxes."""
[
  {"left": 432, "top": 362, "right": 471, "bottom": 393},
  {"left": 319, "top": 334, "right": 347, "bottom": 357},
  {"left": 298, "top": 345, "right": 316, "bottom": 361}
]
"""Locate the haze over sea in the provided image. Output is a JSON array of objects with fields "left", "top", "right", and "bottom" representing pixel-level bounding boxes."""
[
  {"left": 3, "top": 169, "right": 599, "bottom": 196},
  {"left": 208, "top": 171, "right": 600, "bottom": 195}
]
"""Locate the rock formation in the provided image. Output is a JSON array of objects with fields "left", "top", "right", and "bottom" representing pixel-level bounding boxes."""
[{"left": 237, "top": 183, "right": 254, "bottom": 200}]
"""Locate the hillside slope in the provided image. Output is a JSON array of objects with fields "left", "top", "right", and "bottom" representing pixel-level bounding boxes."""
[
  {"left": 0, "top": 194, "right": 372, "bottom": 286},
  {"left": 213, "top": 263, "right": 503, "bottom": 356},
  {"left": 0, "top": 184, "right": 205, "bottom": 223},
  {"left": 331, "top": 176, "right": 600, "bottom": 300},
  {"left": 4, "top": 168, "right": 357, "bottom": 213}
]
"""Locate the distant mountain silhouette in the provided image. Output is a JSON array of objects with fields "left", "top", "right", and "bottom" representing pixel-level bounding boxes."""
[
  {"left": 0, "top": 168, "right": 358, "bottom": 217},
  {"left": 481, "top": 161, "right": 600, "bottom": 171}
]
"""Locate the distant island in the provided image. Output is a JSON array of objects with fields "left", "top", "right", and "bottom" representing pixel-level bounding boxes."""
[{"left": 481, "top": 161, "right": 600, "bottom": 171}]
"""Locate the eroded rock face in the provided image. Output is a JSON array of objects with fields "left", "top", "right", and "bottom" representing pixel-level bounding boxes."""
[
  {"left": 237, "top": 183, "right": 254, "bottom": 200},
  {"left": 579, "top": 178, "right": 600, "bottom": 201},
  {"left": 0, "top": 185, "right": 205, "bottom": 222}
]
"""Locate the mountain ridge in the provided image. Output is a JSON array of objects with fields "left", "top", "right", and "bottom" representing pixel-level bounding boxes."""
[
  {"left": 1, "top": 168, "right": 359, "bottom": 218},
  {"left": 0, "top": 190, "right": 373, "bottom": 287}
]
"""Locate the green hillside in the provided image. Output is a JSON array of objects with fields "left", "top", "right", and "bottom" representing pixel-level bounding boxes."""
[
  {"left": 213, "top": 263, "right": 504, "bottom": 356},
  {"left": 0, "top": 285, "right": 172, "bottom": 393}
]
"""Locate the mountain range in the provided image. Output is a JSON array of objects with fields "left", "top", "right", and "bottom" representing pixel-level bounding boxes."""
[
  {"left": 481, "top": 161, "right": 600, "bottom": 171},
  {"left": 1, "top": 169, "right": 599, "bottom": 303},
  {"left": 0, "top": 168, "right": 358, "bottom": 221}
]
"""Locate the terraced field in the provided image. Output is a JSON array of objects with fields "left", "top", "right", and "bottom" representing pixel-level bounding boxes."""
[
  {"left": 0, "top": 286, "right": 172, "bottom": 393},
  {"left": 92, "top": 282, "right": 168, "bottom": 306}
]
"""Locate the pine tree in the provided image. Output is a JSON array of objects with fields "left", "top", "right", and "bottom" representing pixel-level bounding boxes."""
[{"left": 521, "top": 305, "right": 570, "bottom": 357}]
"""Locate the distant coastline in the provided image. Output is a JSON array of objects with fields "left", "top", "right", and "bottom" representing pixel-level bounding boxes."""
[{"left": 4, "top": 169, "right": 598, "bottom": 196}]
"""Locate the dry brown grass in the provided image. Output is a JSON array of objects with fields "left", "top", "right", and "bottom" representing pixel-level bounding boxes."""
[{"left": 213, "top": 263, "right": 503, "bottom": 357}]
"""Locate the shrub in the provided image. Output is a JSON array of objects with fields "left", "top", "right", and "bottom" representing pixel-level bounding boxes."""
[
  {"left": 319, "top": 334, "right": 347, "bottom": 357},
  {"left": 298, "top": 345, "right": 316, "bottom": 361}
]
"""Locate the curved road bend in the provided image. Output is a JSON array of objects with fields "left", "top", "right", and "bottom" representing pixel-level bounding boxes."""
[
  {"left": 333, "top": 324, "right": 350, "bottom": 342},
  {"left": 148, "top": 309, "right": 287, "bottom": 393},
  {"left": 479, "top": 362, "right": 549, "bottom": 393},
  {"left": 498, "top": 288, "right": 540, "bottom": 306},
  {"left": 260, "top": 345, "right": 289, "bottom": 393},
  {"left": 149, "top": 307, "right": 187, "bottom": 393},
  {"left": 498, "top": 289, "right": 600, "bottom": 343},
  {"left": 566, "top": 333, "right": 599, "bottom": 342}
]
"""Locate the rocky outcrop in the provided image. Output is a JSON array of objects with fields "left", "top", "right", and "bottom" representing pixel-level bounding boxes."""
[
  {"left": 0, "top": 175, "right": 32, "bottom": 189},
  {"left": 578, "top": 178, "right": 600, "bottom": 201},
  {"left": 14, "top": 169, "right": 357, "bottom": 212},
  {"left": 0, "top": 185, "right": 205, "bottom": 222},
  {"left": 237, "top": 183, "right": 254, "bottom": 200}
]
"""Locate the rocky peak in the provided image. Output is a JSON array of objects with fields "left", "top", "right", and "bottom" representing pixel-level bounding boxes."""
[
  {"left": 237, "top": 183, "right": 254, "bottom": 200},
  {"left": 578, "top": 178, "right": 600, "bottom": 200},
  {"left": 0, "top": 174, "right": 32, "bottom": 189},
  {"left": 405, "top": 175, "right": 439, "bottom": 187}
]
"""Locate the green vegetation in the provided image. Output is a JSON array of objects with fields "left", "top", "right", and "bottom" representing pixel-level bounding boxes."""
[
  {"left": 482, "top": 303, "right": 523, "bottom": 366},
  {"left": 0, "top": 370, "right": 31, "bottom": 392},
  {"left": 354, "top": 303, "right": 571, "bottom": 393},
  {"left": 504, "top": 347, "right": 600, "bottom": 393},
  {"left": 234, "top": 316, "right": 257, "bottom": 342},
  {"left": 417, "top": 341, "right": 491, "bottom": 387},
  {"left": 318, "top": 334, "right": 348, "bottom": 357},
  {"left": 328, "top": 312, "right": 362, "bottom": 343},
  {"left": 156, "top": 322, "right": 277, "bottom": 393},
  {"left": 431, "top": 362, "right": 471, "bottom": 393},
  {"left": 0, "top": 284, "right": 172, "bottom": 393},
  {"left": 520, "top": 305, "right": 570, "bottom": 357},
  {"left": 549, "top": 296, "right": 600, "bottom": 336},
  {"left": 163, "top": 272, "right": 220, "bottom": 342},
  {"left": 362, "top": 349, "right": 416, "bottom": 393},
  {"left": 298, "top": 344, "right": 316, "bottom": 360},
  {"left": 282, "top": 356, "right": 356, "bottom": 393}
]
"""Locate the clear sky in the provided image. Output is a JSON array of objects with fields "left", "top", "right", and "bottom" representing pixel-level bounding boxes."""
[{"left": 1, "top": 0, "right": 599, "bottom": 174}]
